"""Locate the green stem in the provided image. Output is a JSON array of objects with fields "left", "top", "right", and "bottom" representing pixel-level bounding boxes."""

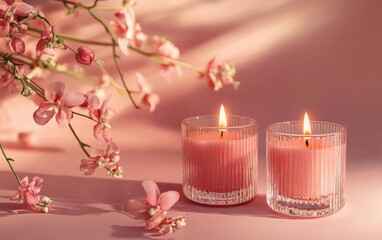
[
  {"left": 0, "top": 144, "right": 21, "bottom": 186},
  {"left": 68, "top": 123, "right": 90, "bottom": 158}
]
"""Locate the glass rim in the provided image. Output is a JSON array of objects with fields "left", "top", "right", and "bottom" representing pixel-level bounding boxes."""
[
  {"left": 182, "top": 115, "right": 257, "bottom": 130},
  {"left": 266, "top": 121, "right": 346, "bottom": 137}
]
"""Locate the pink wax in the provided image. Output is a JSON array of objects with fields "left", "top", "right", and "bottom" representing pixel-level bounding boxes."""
[
  {"left": 184, "top": 132, "right": 257, "bottom": 193},
  {"left": 268, "top": 138, "right": 345, "bottom": 199}
]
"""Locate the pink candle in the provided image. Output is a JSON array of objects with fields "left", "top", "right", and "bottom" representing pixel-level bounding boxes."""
[
  {"left": 266, "top": 114, "right": 346, "bottom": 217},
  {"left": 268, "top": 138, "right": 341, "bottom": 199},
  {"left": 182, "top": 106, "right": 257, "bottom": 205}
]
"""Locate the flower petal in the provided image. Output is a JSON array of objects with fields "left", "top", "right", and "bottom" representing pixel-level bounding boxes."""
[
  {"left": 60, "top": 92, "right": 86, "bottom": 108},
  {"left": 93, "top": 123, "right": 102, "bottom": 140},
  {"left": 55, "top": 107, "right": 72, "bottom": 128},
  {"left": 90, "top": 147, "right": 104, "bottom": 158},
  {"left": 87, "top": 94, "right": 102, "bottom": 110},
  {"left": 141, "top": 180, "right": 160, "bottom": 206},
  {"left": 157, "top": 191, "right": 180, "bottom": 211},
  {"left": 123, "top": 199, "right": 149, "bottom": 220},
  {"left": 45, "top": 81, "right": 64, "bottom": 102},
  {"left": 79, "top": 159, "right": 98, "bottom": 176},
  {"left": 14, "top": 2, "right": 34, "bottom": 17},
  {"left": 0, "top": 19, "right": 10, "bottom": 38},
  {"left": 33, "top": 108, "right": 55, "bottom": 125},
  {"left": 24, "top": 190, "right": 38, "bottom": 207},
  {"left": 100, "top": 95, "right": 113, "bottom": 113},
  {"left": 118, "top": 37, "right": 129, "bottom": 56}
]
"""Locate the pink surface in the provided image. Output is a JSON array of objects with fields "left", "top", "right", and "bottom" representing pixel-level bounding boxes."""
[{"left": 1, "top": 0, "right": 382, "bottom": 239}]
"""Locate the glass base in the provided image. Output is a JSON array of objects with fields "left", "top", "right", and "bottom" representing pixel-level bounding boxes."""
[
  {"left": 183, "top": 184, "right": 256, "bottom": 205},
  {"left": 267, "top": 194, "right": 344, "bottom": 217}
]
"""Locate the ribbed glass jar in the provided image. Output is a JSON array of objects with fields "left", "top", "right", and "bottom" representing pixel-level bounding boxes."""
[
  {"left": 266, "top": 121, "right": 346, "bottom": 217},
  {"left": 182, "top": 115, "right": 257, "bottom": 205}
]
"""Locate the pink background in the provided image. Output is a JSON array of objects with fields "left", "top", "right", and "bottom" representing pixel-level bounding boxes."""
[{"left": 1, "top": 0, "right": 382, "bottom": 239}]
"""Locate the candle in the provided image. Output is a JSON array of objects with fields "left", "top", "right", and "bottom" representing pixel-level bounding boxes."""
[
  {"left": 182, "top": 105, "right": 257, "bottom": 205},
  {"left": 266, "top": 113, "right": 346, "bottom": 217}
]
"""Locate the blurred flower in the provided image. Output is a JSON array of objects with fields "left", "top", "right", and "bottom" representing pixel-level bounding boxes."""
[
  {"left": 109, "top": 8, "right": 147, "bottom": 55},
  {"left": 147, "top": 35, "right": 181, "bottom": 82},
  {"left": 38, "top": 196, "right": 53, "bottom": 213},
  {"left": 10, "top": 37, "right": 25, "bottom": 54},
  {"left": 33, "top": 81, "right": 86, "bottom": 127},
  {"left": 135, "top": 73, "right": 160, "bottom": 112},
  {"left": 75, "top": 46, "right": 95, "bottom": 65},
  {"left": 0, "top": 0, "right": 33, "bottom": 37},
  {"left": 202, "top": 57, "right": 239, "bottom": 91},
  {"left": 87, "top": 94, "right": 115, "bottom": 142}
]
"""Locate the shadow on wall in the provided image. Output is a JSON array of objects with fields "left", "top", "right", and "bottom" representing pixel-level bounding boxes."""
[{"left": 116, "top": 0, "right": 382, "bottom": 164}]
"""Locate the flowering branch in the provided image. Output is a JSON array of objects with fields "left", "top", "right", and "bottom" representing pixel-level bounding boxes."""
[{"left": 0, "top": 0, "right": 239, "bottom": 183}]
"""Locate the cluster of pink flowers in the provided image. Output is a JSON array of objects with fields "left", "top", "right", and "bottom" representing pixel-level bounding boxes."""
[
  {"left": 0, "top": 0, "right": 34, "bottom": 38},
  {"left": 124, "top": 180, "right": 186, "bottom": 235},
  {"left": 0, "top": 1, "right": 238, "bottom": 228},
  {"left": 10, "top": 176, "right": 52, "bottom": 213},
  {"left": 202, "top": 57, "right": 240, "bottom": 91},
  {"left": 32, "top": 81, "right": 121, "bottom": 177}
]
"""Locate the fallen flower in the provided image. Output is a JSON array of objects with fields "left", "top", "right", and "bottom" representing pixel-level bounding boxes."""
[
  {"left": 124, "top": 180, "right": 186, "bottom": 235},
  {"left": 10, "top": 176, "right": 52, "bottom": 213}
]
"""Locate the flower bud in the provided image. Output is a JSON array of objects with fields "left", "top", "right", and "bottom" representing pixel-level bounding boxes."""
[
  {"left": 75, "top": 46, "right": 94, "bottom": 65},
  {"left": 10, "top": 38, "right": 26, "bottom": 54}
]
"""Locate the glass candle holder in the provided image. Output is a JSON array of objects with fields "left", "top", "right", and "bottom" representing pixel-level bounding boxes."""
[
  {"left": 182, "top": 116, "right": 257, "bottom": 205},
  {"left": 266, "top": 121, "right": 346, "bottom": 217}
]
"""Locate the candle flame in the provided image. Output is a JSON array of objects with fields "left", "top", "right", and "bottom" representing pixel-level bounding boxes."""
[
  {"left": 219, "top": 105, "right": 227, "bottom": 128},
  {"left": 303, "top": 112, "right": 311, "bottom": 135}
]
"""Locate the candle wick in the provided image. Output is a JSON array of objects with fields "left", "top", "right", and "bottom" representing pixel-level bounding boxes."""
[
  {"left": 221, "top": 130, "right": 224, "bottom": 138},
  {"left": 305, "top": 139, "right": 309, "bottom": 147}
]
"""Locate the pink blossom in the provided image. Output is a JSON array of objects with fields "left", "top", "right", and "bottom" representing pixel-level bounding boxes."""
[
  {"left": 0, "top": 0, "right": 33, "bottom": 37},
  {"left": 80, "top": 142, "right": 121, "bottom": 176},
  {"left": 35, "top": 25, "right": 66, "bottom": 57},
  {"left": 13, "top": 2, "right": 33, "bottom": 18},
  {"left": 0, "top": 19, "right": 10, "bottom": 37},
  {"left": 10, "top": 37, "right": 25, "bottom": 54},
  {"left": 33, "top": 81, "right": 86, "bottom": 127},
  {"left": 109, "top": 8, "right": 147, "bottom": 55},
  {"left": 135, "top": 73, "right": 160, "bottom": 112},
  {"left": 10, "top": 176, "right": 43, "bottom": 209},
  {"left": 202, "top": 57, "right": 240, "bottom": 91},
  {"left": 75, "top": 46, "right": 94, "bottom": 65},
  {"left": 0, "top": 66, "right": 23, "bottom": 95},
  {"left": 87, "top": 94, "right": 115, "bottom": 142},
  {"left": 124, "top": 180, "right": 180, "bottom": 230},
  {"left": 147, "top": 36, "right": 181, "bottom": 82}
]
